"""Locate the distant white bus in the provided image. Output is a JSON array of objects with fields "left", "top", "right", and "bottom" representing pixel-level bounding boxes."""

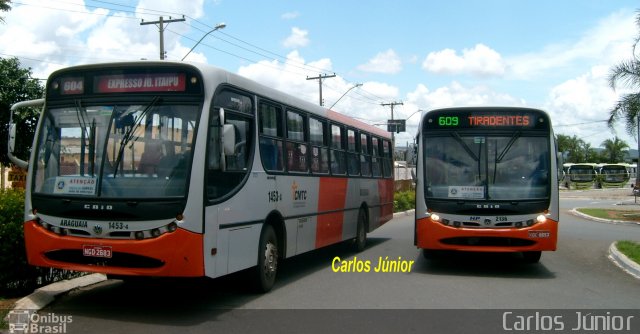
[
  {"left": 595, "top": 163, "right": 630, "bottom": 188},
  {"left": 562, "top": 163, "right": 596, "bottom": 189}
]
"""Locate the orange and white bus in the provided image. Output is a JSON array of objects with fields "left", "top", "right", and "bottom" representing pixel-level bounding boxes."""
[
  {"left": 414, "top": 107, "right": 558, "bottom": 263},
  {"left": 8, "top": 61, "right": 394, "bottom": 292}
]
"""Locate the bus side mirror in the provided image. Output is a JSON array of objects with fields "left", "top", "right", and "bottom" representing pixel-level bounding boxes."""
[{"left": 8, "top": 98, "right": 44, "bottom": 169}]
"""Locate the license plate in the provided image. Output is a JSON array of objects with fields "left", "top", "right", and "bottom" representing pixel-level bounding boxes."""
[
  {"left": 528, "top": 231, "right": 551, "bottom": 239},
  {"left": 82, "top": 245, "right": 112, "bottom": 258}
]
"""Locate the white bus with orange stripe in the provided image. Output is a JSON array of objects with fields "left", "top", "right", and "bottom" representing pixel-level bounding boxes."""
[
  {"left": 8, "top": 61, "right": 394, "bottom": 292},
  {"left": 414, "top": 107, "right": 559, "bottom": 263}
]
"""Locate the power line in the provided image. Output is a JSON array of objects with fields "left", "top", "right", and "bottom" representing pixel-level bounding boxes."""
[
  {"left": 555, "top": 120, "right": 608, "bottom": 127},
  {"left": 8, "top": 0, "right": 391, "bottom": 107}
]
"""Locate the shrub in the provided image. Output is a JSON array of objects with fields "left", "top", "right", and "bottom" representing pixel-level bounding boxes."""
[
  {"left": 0, "top": 188, "right": 82, "bottom": 298},
  {"left": 394, "top": 190, "right": 415, "bottom": 212}
]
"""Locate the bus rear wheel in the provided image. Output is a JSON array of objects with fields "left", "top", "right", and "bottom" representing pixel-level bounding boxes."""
[
  {"left": 353, "top": 208, "right": 368, "bottom": 252},
  {"left": 254, "top": 224, "right": 278, "bottom": 293},
  {"left": 522, "top": 251, "right": 541, "bottom": 263}
]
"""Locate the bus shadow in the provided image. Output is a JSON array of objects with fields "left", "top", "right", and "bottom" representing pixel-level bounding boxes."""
[
  {"left": 412, "top": 251, "right": 556, "bottom": 279},
  {"left": 44, "top": 237, "right": 392, "bottom": 327}
]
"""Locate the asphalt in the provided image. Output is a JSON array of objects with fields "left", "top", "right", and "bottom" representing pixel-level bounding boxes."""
[{"left": 4, "top": 194, "right": 640, "bottom": 321}]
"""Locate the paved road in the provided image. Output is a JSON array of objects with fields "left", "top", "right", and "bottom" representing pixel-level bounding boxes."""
[{"left": 18, "top": 189, "right": 640, "bottom": 333}]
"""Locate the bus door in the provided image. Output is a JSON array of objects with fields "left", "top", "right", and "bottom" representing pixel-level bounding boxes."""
[{"left": 205, "top": 92, "right": 255, "bottom": 277}]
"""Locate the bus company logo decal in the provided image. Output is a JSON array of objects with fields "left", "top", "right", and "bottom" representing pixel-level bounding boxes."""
[
  {"left": 291, "top": 181, "right": 307, "bottom": 208},
  {"left": 83, "top": 203, "right": 114, "bottom": 211},
  {"left": 93, "top": 224, "right": 103, "bottom": 235}
]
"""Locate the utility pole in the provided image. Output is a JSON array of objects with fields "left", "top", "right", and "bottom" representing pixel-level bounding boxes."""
[
  {"left": 307, "top": 73, "right": 336, "bottom": 106},
  {"left": 381, "top": 101, "right": 403, "bottom": 151},
  {"left": 141, "top": 16, "right": 185, "bottom": 60}
]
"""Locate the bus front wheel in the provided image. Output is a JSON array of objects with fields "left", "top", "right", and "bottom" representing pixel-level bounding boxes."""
[{"left": 254, "top": 224, "right": 279, "bottom": 293}]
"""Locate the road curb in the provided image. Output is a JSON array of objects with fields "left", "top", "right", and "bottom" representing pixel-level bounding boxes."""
[
  {"left": 393, "top": 209, "right": 414, "bottom": 218},
  {"left": 6, "top": 273, "right": 106, "bottom": 317},
  {"left": 608, "top": 242, "right": 640, "bottom": 280}
]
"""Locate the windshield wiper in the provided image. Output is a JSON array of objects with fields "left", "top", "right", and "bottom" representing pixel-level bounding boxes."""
[
  {"left": 74, "top": 100, "right": 97, "bottom": 176},
  {"left": 451, "top": 132, "right": 479, "bottom": 161},
  {"left": 113, "top": 97, "right": 161, "bottom": 177},
  {"left": 496, "top": 131, "right": 521, "bottom": 163}
]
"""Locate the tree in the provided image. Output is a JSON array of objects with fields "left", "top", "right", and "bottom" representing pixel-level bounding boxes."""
[
  {"left": 582, "top": 142, "right": 601, "bottom": 163},
  {"left": 600, "top": 137, "right": 629, "bottom": 163},
  {"left": 0, "top": 0, "right": 11, "bottom": 23},
  {"left": 0, "top": 57, "right": 44, "bottom": 167},
  {"left": 557, "top": 134, "right": 590, "bottom": 163},
  {"left": 608, "top": 10, "right": 640, "bottom": 183}
]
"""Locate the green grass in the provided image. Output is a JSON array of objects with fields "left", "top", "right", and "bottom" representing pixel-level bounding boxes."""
[
  {"left": 616, "top": 240, "right": 640, "bottom": 265},
  {"left": 576, "top": 208, "right": 640, "bottom": 222}
]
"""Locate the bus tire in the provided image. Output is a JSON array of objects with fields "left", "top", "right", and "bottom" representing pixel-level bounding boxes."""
[
  {"left": 254, "top": 224, "right": 278, "bottom": 293},
  {"left": 353, "top": 208, "right": 368, "bottom": 252},
  {"left": 522, "top": 251, "right": 541, "bottom": 263}
]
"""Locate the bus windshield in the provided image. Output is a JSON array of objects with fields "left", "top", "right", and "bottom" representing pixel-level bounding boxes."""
[
  {"left": 424, "top": 133, "right": 549, "bottom": 201},
  {"left": 33, "top": 100, "right": 199, "bottom": 198},
  {"left": 569, "top": 166, "right": 595, "bottom": 181}
]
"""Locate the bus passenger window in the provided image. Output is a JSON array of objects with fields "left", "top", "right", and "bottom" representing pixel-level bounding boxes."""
[
  {"left": 347, "top": 129, "right": 359, "bottom": 176},
  {"left": 287, "top": 142, "right": 308, "bottom": 172},
  {"left": 360, "top": 133, "right": 371, "bottom": 176},
  {"left": 260, "top": 138, "right": 284, "bottom": 171},
  {"left": 311, "top": 147, "right": 329, "bottom": 173},
  {"left": 371, "top": 137, "right": 381, "bottom": 177},
  {"left": 331, "top": 150, "right": 346, "bottom": 175}
]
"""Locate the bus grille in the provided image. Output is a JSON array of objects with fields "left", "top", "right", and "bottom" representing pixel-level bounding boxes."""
[
  {"left": 44, "top": 250, "right": 164, "bottom": 268},
  {"left": 441, "top": 237, "right": 535, "bottom": 247}
]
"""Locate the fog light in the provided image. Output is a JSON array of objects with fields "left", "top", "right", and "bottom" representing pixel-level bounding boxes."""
[
  {"left": 135, "top": 231, "right": 145, "bottom": 240},
  {"left": 453, "top": 221, "right": 461, "bottom": 228},
  {"left": 150, "top": 228, "right": 161, "bottom": 238},
  {"left": 515, "top": 221, "right": 523, "bottom": 228},
  {"left": 442, "top": 219, "right": 450, "bottom": 226},
  {"left": 536, "top": 215, "right": 547, "bottom": 223},
  {"left": 167, "top": 222, "right": 178, "bottom": 232},
  {"left": 526, "top": 219, "right": 535, "bottom": 227}
]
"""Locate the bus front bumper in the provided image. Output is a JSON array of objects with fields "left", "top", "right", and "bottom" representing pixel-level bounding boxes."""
[
  {"left": 24, "top": 220, "right": 204, "bottom": 277},
  {"left": 416, "top": 217, "right": 558, "bottom": 252}
]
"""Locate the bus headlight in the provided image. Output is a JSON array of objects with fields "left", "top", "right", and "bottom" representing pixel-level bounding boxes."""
[
  {"left": 430, "top": 213, "right": 441, "bottom": 222},
  {"left": 536, "top": 215, "right": 547, "bottom": 224}
]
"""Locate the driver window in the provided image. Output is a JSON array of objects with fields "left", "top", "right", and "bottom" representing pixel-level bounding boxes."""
[{"left": 207, "top": 89, "right": 254, "bottom": 200}]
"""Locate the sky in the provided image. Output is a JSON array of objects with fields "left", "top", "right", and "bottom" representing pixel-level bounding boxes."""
[{"left": 1, "top": 0, "right": 640, "bottom": 149}]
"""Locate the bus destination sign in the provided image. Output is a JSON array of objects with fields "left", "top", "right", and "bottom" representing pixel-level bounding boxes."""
[
  {"left": 428, "top": 112, "right": 541, "bottom": 129},
  {"left": 94, "top": 73, "right": 186, "bottom": 93}
]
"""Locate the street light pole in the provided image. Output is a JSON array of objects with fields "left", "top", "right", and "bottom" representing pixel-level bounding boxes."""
[
  {"left": 328, "top": 83, "right": 362, "bottom": 109},
  {"left": 182, "top": 23, "right": 227, "bottom": 61}
]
